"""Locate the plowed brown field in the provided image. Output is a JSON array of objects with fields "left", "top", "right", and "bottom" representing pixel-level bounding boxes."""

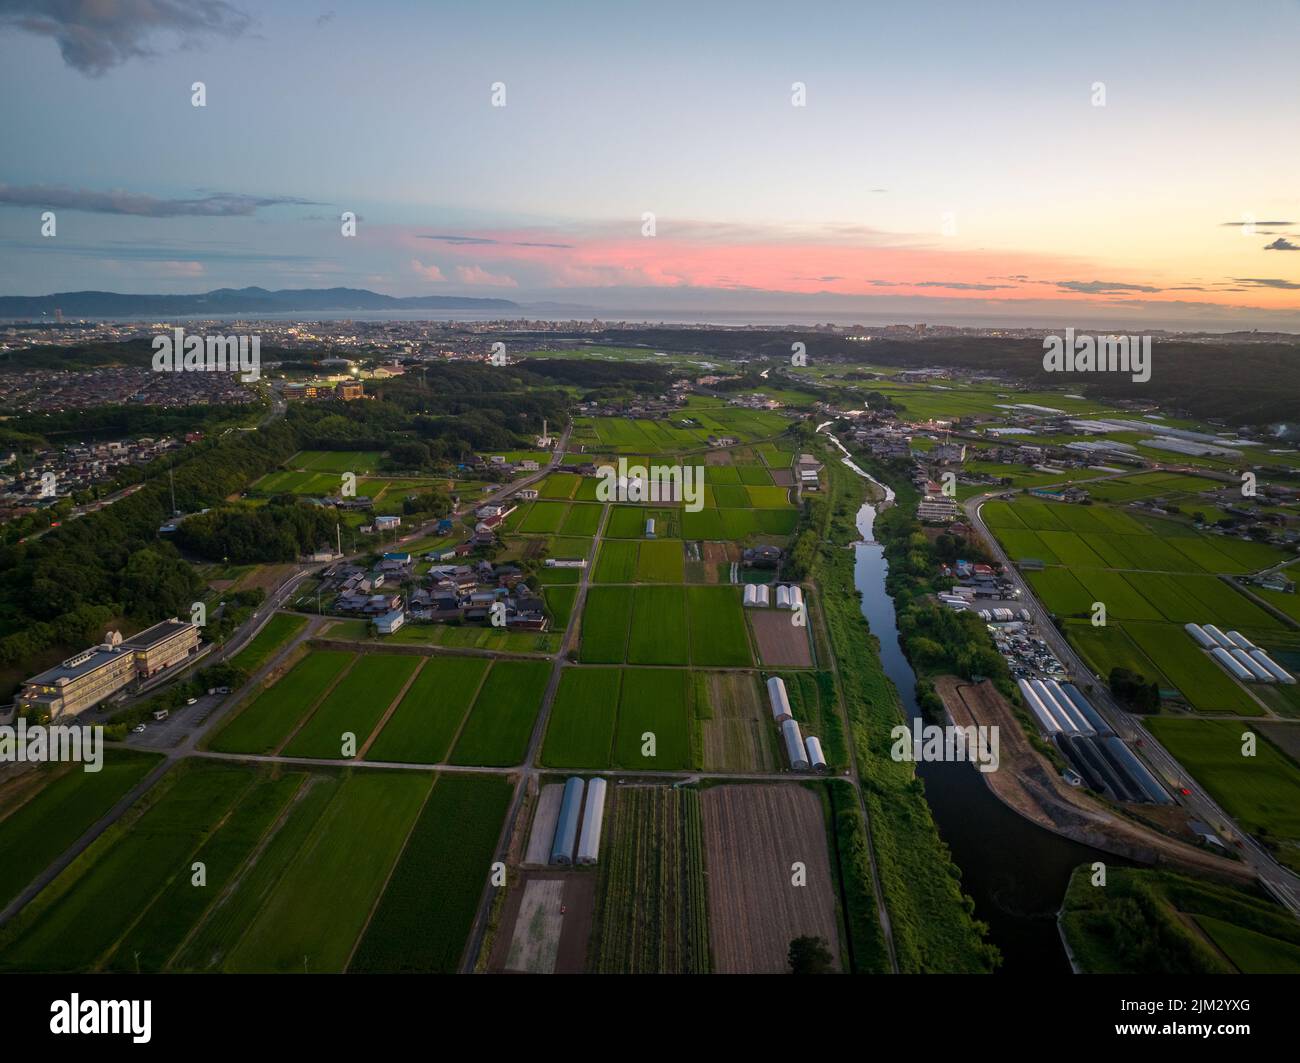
[{"left": 701, "top": 785, "right": 840, "bottom": 972}]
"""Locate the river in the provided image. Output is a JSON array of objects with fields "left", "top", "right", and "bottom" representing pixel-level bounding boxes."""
[{"left": 821, "top": 428, "right": 1107, "bottom": 973}]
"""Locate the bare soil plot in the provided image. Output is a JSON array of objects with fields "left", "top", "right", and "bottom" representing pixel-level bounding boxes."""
[
  {"left": 701, "top": 541, "right": 740, "bottom": 564},
  {"left": 489, "top": 871, "right": 596, "bottom": 974},
  {"left": 524, "top": 783, "right": 563, "bottom": 865},
  {"left": 700, "top": 784, "right": 840, "bottom": 973},
  {"left": 234, "top": 563, "right": 298, "bottom": 595},
  {"left": 704, "top": 450, "right": 733, "bottom": 465},
  {"left": 749, "top": 608, "right": 814, "bottom": 667},
  {"left": 505, "top": 878, "right": 566, "bottom": 973},
  {"left": 770, "top": 468, "right": 795, "bottom": 487},
  {"left": 698, "top": 672, "right": 780, "bottom": 773},
  {"left": 554, "top": 874, "right": 596, "bottom": 973}
]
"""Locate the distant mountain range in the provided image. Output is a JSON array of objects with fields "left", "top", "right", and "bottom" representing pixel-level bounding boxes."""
[{"left": 0, "top": 287, "right": 520, "bottom": 317}]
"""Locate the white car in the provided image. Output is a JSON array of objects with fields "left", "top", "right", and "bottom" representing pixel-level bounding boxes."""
[
  {"left": 132, "top": 724, "right": 147, "bottom": 734},
  {"left": 185, "top": 697, "right": 198, "bottom": 706}
]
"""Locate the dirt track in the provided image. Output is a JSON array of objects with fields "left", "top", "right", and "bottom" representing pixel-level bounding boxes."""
[
  {"left": 935, "top": 676, "right": 1253, "bottom": 883},
  {"left": 701, "top": 785, "right": 840, "bottom": 973}
]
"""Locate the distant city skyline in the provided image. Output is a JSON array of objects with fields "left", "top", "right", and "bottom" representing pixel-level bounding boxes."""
[{"left": 2, "top": 0, "right": 1299, "bottom": 329}]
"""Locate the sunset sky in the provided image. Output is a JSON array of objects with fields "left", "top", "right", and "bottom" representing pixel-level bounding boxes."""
[{"left": 2, "top": 0, "right": 1298, "bottom": 328}]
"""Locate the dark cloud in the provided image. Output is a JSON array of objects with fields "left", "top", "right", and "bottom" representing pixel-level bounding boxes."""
[
  {"left": 417, "top": 233, "right": 574, "bottom": 249},
  {"left": 1056, "top": 279, "right": 1162, "bottom": 294},
  {"left": 913, "top": 280, "right": 1013, "bottom": 291},
  {"left": 13, "top": 239, "right": 316, "bottom": 263},
  {"left": 0, "top": 184, "right": 317, "bottom": 216},
  {"left": 1220, "top": 220, "right": 1293, "bottom": 227},
  {"left": 1233, "top": 277, "right": 1300, "bottom": 289},
  {"left": 857, "top": 279, "right": 1012, "bottom": 291},
  {"left": 0, "top": 0, "right": 254, "bottom": 76},
  {"left": 1264, "top": 237, "right": 1300, "bottom": 251}
]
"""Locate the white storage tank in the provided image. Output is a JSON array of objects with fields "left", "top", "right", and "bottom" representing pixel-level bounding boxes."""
[
  {"left": 576, "top": 777, "right": 607, "bottom": 865},
  {"left": 782, "top": 718, "right": 809, "bottom": 770},
  {"left": 1211, "top": 645, "right": 1254, "bottom": 681},
  {"left": 766, "top": 676, "right": 793, "bottom": 721},
  {"left": 776, "top": 585, "right": 792, "bottom": 609},
  {"left": 756, "top": 584, "right": 770, "bottom": 607},
  {"left": 743, "top": 584, "right": 758, "bottom": 607},
  {"left": 1184, "top": 623, "right": 1217, "bottom": 649},
  {"left": 1225, "top": 630, "right": 1255, "bottom": 653},
  {"left": 789, "top": 586, "right": 804, "bottom": 611},
  {"left": 805, "top": 736, "right": 827, "bottom": 773}
]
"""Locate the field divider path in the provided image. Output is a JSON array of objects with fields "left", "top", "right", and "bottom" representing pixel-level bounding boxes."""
[
  {"left": 164, "top": 772, "right": 316, "bottom": 971},
  {"left": 342, "top": 772, "right": 439, "bottom": 972},
  {"left": 95, "top": 773, "right": 258, "bottom": 973},
  {"left": 271, "top": 654, "right": 358, "bottom": 756},
  {"left": 196, "top": 614, "right": 328, "bottom": 754},
  {"left": 0, "top": 756, "right": 174, "bottom": 929},
  {"left": 437, "top": 663, "right": 494, "bottom": 764},
  {"left": 461, "top": 501, "right": 611, "bottom": 973},
  {"left": 357, "top": 657, "right": 427, "bottom": 758}
]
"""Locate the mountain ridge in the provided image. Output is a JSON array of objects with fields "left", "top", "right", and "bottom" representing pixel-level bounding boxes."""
[{"left": 0, "top": 287, "right": 520, "bottom": 317}]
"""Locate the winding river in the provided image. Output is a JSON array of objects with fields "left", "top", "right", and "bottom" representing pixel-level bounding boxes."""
[{"left": 821, "top": 428, "right": 1109, "bottom": 972}]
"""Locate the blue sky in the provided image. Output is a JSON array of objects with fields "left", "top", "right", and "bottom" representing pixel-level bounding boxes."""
[{"left": 2, "top": 0, "right": 1298, "bottom": 327}]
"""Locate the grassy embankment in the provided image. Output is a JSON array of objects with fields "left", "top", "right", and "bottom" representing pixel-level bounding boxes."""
[{"left": 814, "top": 445, "right": 1000, "bottom": 973}]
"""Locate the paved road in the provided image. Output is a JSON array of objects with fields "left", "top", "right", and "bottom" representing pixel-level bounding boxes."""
[
  {"left": 459, "top": 442, "right": 600, "bottom": 972},
  {"left": 964, "top": 489, "right": 1300, "bottom": 917}
]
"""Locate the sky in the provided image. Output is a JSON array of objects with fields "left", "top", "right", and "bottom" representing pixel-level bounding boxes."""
[{"left": 1, "top": 0, "right": 1299, "bottom": 329}]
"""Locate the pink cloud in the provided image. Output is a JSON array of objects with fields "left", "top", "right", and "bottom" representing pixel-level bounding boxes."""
[
  {"left": 371, "top": 221, "right": 1294, "bottom": 308},
  {"left": 452, "top": 264, "right": 517, "bottom": 288},
  {"left": 409, "top": 258, "right": 445, "bottom": 282}
]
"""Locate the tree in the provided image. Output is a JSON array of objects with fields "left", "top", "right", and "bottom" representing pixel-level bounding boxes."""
[{"left": 788, "top": 935, "right": 834, "bottom": 974}]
